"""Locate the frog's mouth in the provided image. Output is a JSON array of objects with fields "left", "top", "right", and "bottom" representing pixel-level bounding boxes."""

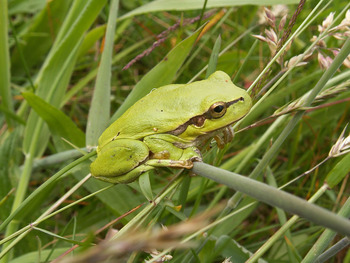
[{"left": 168, "top": 97, "right": 246, "bottom": 137}]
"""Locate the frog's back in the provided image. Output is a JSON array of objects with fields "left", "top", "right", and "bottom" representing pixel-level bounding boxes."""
[
  {"left": 98, "top": 71, "right": 248, "bottom": 148},
  {"left": 98, "top": 84, "right": 192, "bottom": 146}
]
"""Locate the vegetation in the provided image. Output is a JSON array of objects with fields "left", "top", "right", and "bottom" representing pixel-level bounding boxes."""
[{"left": 0, "top": 0, "right": 349, "bottom": 262}]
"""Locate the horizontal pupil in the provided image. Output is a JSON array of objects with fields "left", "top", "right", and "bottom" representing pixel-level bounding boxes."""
[{"left": 214, "top": 105, "right": 224, "bottom": 113}]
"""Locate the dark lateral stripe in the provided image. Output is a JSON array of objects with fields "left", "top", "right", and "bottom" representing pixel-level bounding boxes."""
[{"left": 168, "top": 97, "right": 244, "bottom": 136}]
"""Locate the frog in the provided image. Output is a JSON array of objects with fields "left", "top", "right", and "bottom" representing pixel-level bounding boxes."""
[{"left": 90, "top": 71, "right": 252, "bottom": 184}]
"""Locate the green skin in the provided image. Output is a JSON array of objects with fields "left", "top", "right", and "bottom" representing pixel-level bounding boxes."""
[{"left": 90, "top": 71, "right": 252, "bottom": 184}]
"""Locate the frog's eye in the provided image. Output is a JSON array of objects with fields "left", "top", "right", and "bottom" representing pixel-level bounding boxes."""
[{"left": 209, "top": 102, "right": 227, "bottom": 118}]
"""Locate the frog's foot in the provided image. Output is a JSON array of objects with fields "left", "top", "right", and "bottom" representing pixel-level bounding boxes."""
[
  {"left": 213, "top": 126, "right": 235, "bottom": 148},
  {"left": 146, "top": 158, "right": 193, "bottom": 169},
  {"left": 96, "top": 164, "right": 155, "bottom": 184}
]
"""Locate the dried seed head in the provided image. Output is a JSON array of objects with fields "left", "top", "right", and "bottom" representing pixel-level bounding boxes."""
[
  {"left": 264, "top": 7, "right": 276, "bottom": 28},
  {"left": 273, "top": 96, "right": 305, "bottom": 116},
  {"left": 266, "top": 38, "right": 277, "bottom": 54},
  {"left": 271, "top": 4, "right": 289, "bottom": 17},
  {"left": 343, "top": 55, "right": 350, "bottom": 68},
  {"left": 258, "top": 5, "right": 288, "bottom": 25},
  {"left": 285, "top": 38, "right": 293, "bottom": 51},
  {"left": 339, "top": 9, "right": 350, "bottom": 29},
  {"left": 329, "top": 124, "right": 350, "bottom": 157},
  {"left": 333, "top": 32, "right": 345, "bottom": 40},
  {"left": 265, "top": 28, "right": 278, "bottom": 43},
  {"left": 284, "top": 54, "right": 308, "bottom": 69},
  {"left": 316, "top": 38, "right": 327, "bottom": 48},
  {"left": 331, "top": 49, "right": 340, "bottom": 57},
  {"left": 252, "top": 34, "right": 268, "bottom": 42},
  {"left": 315, "top": 83, "right": 349, "bottom": 102},
  {"left": 279, "top": 14, "right": 287, "bottom": 31},
  {"left": 318, "top": 53, "right": 333, "bottom": 69},
  {"left": 321, "top": 12, "right": 335, "bottom": 31}
]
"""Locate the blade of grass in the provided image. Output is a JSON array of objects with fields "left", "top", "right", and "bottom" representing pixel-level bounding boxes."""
[
  {"left": 188, "top": 25, "right": 256, "bottom": 83},
  {"left": 10, "top": 1, "right": 71, "bottom": 78},
  {"left": 245, "top": 185, "right": 328, "bottom": 262},
  {"left": 0, "top": 0, "right": 14, "bottom": 128},
  {"left": 22, "top": 92, "right": 85, "bottom": 147},
  {"left": 0, "top": 151, "right": 95, "bottom": 233},
  {"left": 1, "top": 2, "right": 107, "bottom": 261},
  {"left": 302, "top": 197, "right": 350, "bottom": 263},
  {"left": 196, "top": 0, "right": 208, "bottom": 29},
  {"left": 110, "top": 175, "right": 185, "bottom": 240},
  {"left": 176, "top": 8, "right": 234, "bottom": 80},
  {"left": 326, "top": 152, "right": 350, "bottom": 188},
  {"left": 0, "top": 105, "right": 25, "bottom": 126},
  {"left": 8, "top": 0, "right": 46, "bottom": 15},
  {"left": 316, "top": 237, "right": 350, "bottom": 263},
  {"left": 266, "top": 168, "right": 299, "bottom": 263},
  {"left": 23, "top": 0, "right": 107, "bottom": 156},
  {"left": 118, "top": 0, "right": 300, "bottom": 21},
  {"left": 0, "top": 175, "right": 112, "bottom": 259},
  {"left": 62, "top": 36, "right": 151, "bottom": 106},
  {"left": 232, "top": 39, "right": 258, "bottom": 83},
  {"left": 193, "top": 162, "right": 350, "bottom": 236},
  {"left": 31, "top": 149, "right": 88, "bottom": 171},
  {"left": 86, "top": 0, "right": 119, "bottom": 146},
  {"left": 205, "top": 35, "right": 221, "bottom": 78}
]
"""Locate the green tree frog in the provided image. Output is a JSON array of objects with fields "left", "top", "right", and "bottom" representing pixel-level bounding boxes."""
[{"left": 90, "top": 71, "right": 252, "bottom": 184}]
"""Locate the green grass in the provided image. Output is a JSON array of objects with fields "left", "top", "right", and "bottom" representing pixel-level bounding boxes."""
[{"left": 1, "top": 0, "right": 350, "bottom": 262}]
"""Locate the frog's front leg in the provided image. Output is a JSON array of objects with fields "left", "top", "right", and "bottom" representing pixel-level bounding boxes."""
[
  {"left": 143, "top": 134, "right": 202, "bottom": 169},
  {"left": 90, "top": 139, "right": 154, "bottom": 184}
]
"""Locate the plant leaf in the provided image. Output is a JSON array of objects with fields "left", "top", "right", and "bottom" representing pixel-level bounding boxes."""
[
  {"left": 206, "top": 34, "right": 221, "bottom": 78},
  {"left": 325, "top": 153, "right": 350, "bottom": 188},
  {"left": 86, "top": 0, "right": 119, "bottom": 146},
  {"left": 22, "top": 92, "right": 85, "bottom": 147},
  {"left": 119, "top": 0, "right": 300, "bottom": 20}
]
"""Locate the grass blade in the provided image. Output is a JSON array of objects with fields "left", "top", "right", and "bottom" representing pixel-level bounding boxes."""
[
  {"left": 302, "top": 197, "right": 350, "bottom": 263},
  {"left": 119, "top": 0, "right": 300, "bottom": 20},
  {"left": 206, "top": 35, "right": 221, "bottom": 78},
  {"left": 22, "top": 92, "right": 85, "bottom": 147},
  {"left": 0, "top": 0, "right": 14, "bottom": 128},
  {"left": 193, "top": 162, "right": 350, "bottom": 236},
  {"left": 86, "top": 0, "right": 119, "bottom": 146}
]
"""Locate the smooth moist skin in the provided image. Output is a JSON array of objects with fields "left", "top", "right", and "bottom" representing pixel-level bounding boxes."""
[{"left": 90, "top": 71, "right": 252, "bottom": 184}]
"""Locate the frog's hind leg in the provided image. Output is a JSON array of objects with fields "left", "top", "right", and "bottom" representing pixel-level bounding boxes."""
[
  {"left": 90, "top": 139, "right": 152, "bottom": 184},
  {"left": 144, "top": 135, "right": 202, "bottom": 169},
  {"left": 96, "top": 164, "right": 155, "bottom": 184}
]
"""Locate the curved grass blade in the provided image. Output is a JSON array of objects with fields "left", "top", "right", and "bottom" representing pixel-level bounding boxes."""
[
  {"left": 86, "top": 0, "right": 119, "bottom": 146},
  {"left": 22, "top": 92, "right": 85, "bottom": 147},
  {"left": 119, "top": 0, "right": 300, "bottom": 21},
  {"left": 206, "top": 35, "right": 221, "bottom": 78},
  {"left": 325, "top": 153, "right": 350, "bottom": 188}
]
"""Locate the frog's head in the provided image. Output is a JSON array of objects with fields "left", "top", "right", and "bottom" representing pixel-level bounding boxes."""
[{"left": 174, "top": 71, "right": 252, "bottom": 141}]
